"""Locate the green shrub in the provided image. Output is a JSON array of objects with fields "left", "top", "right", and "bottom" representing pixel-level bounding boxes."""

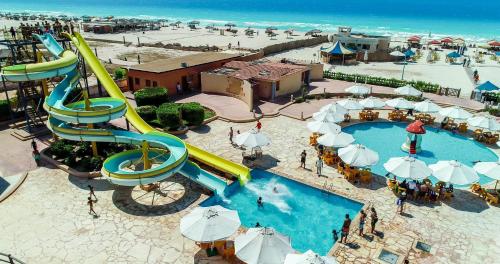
[
  {"left": 136, "top": 105, "right": 158, "bottom": 121},
  {"left": 134, "top": 87, "right": 169, "bottom": 107},
  {"left": 50, "top": 140, "right": 74, "bottom": 159},
  {"left": 156, "top": 103, "right": 181, "bottom": 130},
  {"left": 0, "top": 99, "right": 10, "bottom": 120},
  {"left": 180, "top": 102, "right": 204, "bottom": 126},
  {"left": 114, "top": 67, "right": 126, "bottom": 80}
]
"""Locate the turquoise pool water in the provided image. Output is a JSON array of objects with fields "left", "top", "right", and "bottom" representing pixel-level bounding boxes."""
[
  {"left": 342, "top": 122, "right": 499, "bottom": 185},
  {"left": 202, "top": 169, "right": 363, "bottom": 255}
]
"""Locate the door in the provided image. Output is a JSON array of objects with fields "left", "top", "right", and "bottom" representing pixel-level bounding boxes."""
[
  {"left": 181, "top": 76, "right": 188, "bottom": 93},
  {"left": 128, "top": 77, "right": 134, "bottom": 91}
]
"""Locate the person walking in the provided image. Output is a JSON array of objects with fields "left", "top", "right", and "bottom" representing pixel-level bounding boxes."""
[
  {"left": 87, "top": 197, "right": 97, "bottom": 216},
  {"left": 315, "top": 156, "right": 323, "bottom": 176},
  {"left": 370, "top": 207, "right": 378, "bottom": 234},
  {"left": 229, "top": 127, "right": 234, "bottom": 144},
  {"left": 256, "top": 120, "right": 262, "bottom": 131},
  {"left": 31, "top": 139, "right": 38, "bottom": 151},
  {"left": 300, "top": 150, "right": 307, "bottom": 168},
  {"left": 340, "top": 214, "right": 351, "bottom": 243},
  {"left": 88, "top": 185, "right": 97, "bottom": 201},
  {"left": 358, "top": 210, "right": 367, "bottom": 236},
  {"left": 397, "top": 192, "right": 406, "bottom": 215},
  {"left": 9, "top": 26, "right": 16, "bottom": 39},
  {"left": 176, "top": 82, "right": 182, "bottom": 95},
  {"left": 32, "top": 149, "right": 41, "bottom": 166}
]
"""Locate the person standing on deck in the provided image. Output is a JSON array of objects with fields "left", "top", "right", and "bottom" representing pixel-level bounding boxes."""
[
  {"left": 300, "top": 150, "right": 307, "bottom": 168},
  {"left": 256, "top": 120, "right": 262, "bottom": 132},
  {"left": 88, "top": 197, "right": 97, "bottom": 217},
  {"left": 229, "top": 127, "right": 234, "bottom": 144},
  {"left": 315, "top": 156, "right": 323, "bottom": 176}
]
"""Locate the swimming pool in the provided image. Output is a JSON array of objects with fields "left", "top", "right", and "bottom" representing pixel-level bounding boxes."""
[
  {"left": 201, "top": 169, "right": 363, "bottom": 255},
  {"left": 342, "top": 122, "right": 499, "bottom": 185}
]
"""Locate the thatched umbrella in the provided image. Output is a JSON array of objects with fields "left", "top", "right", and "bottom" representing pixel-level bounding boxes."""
[{"left": 225, "top": 23, "right": 236, "bottom": 29}]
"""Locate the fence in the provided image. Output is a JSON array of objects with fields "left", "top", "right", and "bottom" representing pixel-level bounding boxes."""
[{"left": 262, "top": 36, "right": 328, "bottom": 56}]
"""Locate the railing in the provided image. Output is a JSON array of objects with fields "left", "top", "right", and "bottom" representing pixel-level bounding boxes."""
[{"left": 0, "top": 253, "right": 25, "bottom": 264}]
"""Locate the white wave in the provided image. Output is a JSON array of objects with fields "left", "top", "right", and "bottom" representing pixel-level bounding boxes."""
[{"left": 245, "top": 178, "right": 293, "bottom": 214}]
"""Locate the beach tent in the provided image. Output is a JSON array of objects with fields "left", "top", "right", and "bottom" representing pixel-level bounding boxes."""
[
  {"left": 440, "top": 37, "right": 454, "bottom": 44},
  {"left": 446, "top": 51, "right": 462, "bottom": 58},
  {"left": 476, "top": 81, "right": 499, "bottom": 92},
  {"left": 428, "top": 39, "right": 441, "bottom": 45},
  {"left": 320, "top": 41, "right": 355, "bottom": 64}
]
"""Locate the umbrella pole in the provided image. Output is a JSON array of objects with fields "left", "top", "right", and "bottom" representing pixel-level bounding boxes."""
[{"left": 495, "top": 180, "right": 498, "bottom": 191}]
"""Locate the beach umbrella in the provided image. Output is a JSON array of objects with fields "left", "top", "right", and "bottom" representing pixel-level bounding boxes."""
[
  {"left": 337, "top": 98, "right": 364, "bottom": 110},
  {"left": 345, "top": 85, "right": 371, "bottom": 95},
  {"left": 441, "top": 37, "right": 453, "bottom": 44},
  {"left": 473, "top": 160, "right": 500, "bottom": 189},
  {"left": 188, "top": 20, "right": 200, "bottom": 25},
  {"left": 476, "top": 81, "right": 499, "bottom": 92},
  {"left": 180, "top": 205, "right": 241, "bottom": 242},
  {"left": 488, "top": 41, "right": 500, "bottom": 47},
  {"left": 385, "top": 97, "right": 414, "bottom": 110},
  {"left": 338, "top": 144, "right": 379, "bottom": 167},
  {"left": 359, "top": 97, "right": 386, "bottom": 109},
  {"left": 429, "top": 160, "right": 479, "bottom": 185},
  {"left": 414, "top": 100, "right": 442, "bottom": 113},
  {"left": 428, "top": 39, "right": 441, "bottom": 45},
  {"left": 284, "top": 250, "right": 338, "bottom": 264},
  {"left": 317, "top": 131, "right": 355, "bottom": 148},
  {"left": 439, "top": 106, "right": 472, "bottom": 120},
  {"left": 390, "top": 51, "right": 405, "bottom": 57},
  {"left": 467, "top": 115, "right": 500, "bottom": 131},
  {"left": 235, "top": 227, "right": 294, "bottom": 264},
  {"left": 312, "top": 111, "right": 345, "bottom": 123},
  {"left": 305, "top": 29, "right": 322, "bottom": 36},
  {"left": 225, "top": 23, "right": 236, "bottom": 28},
  {"left": 383, "top": 156, "right": 432, "bottom": 180},
  {"left": 307, "top": 120, "right": 341, "bottom": 134},
  {"left": 320, "top": 103, "right": 348, "bottom": 115},
  {"left": 234, "top": 129, "right": 271, "bottom": 149},
  {"left": 395, "top": 85, "right": 422, "bottom": 97}
]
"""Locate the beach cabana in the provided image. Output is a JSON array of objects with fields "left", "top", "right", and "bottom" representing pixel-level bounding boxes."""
[
  {"left": 320, "top": 41, "right": 355, "bottom": 65},
  {"left": 476, "top": 81, "right": 499, "bottom": 92}
]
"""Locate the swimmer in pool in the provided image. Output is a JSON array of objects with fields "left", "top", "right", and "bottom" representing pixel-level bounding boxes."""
[
  {"left": 273, "top": 186, "right": 278, "bottom": 193},
  {"left": 257, "top": 196, "right": 263, "bottom": 207}
]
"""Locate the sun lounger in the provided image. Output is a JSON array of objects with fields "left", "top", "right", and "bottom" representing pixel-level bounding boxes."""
[
  {"left": 359, "top": 170, "right": 372, "bottom": 183},
  {"left": 458, "top": 123, "right": 468, "bottom": 133},
  {"left": 486, "top": 193, "right": 499, "bottom": 205}
]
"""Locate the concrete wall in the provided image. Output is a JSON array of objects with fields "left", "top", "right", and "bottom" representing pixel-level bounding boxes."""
[
  {"left": 257, "top": 81, "right": 273, "bottom": 99},
  {"left": 277, "top": 72, "right": 303, "bottom": 96},
  {"left": 262, "top": 36, "right": 328, "bottom": 56},
  {"left": 308, "top": 63, "right": 324, "bottom": 80},
  {"left": 200, "top": 72, "right": 253, "bottom": 111}
]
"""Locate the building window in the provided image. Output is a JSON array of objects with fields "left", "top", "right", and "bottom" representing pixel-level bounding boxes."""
[
  {"left": 362, "top": 44, "right": 370, "bottom": 50},
  {"left": 146, "top": 80, "right": 151, "bottom": 87},
  {"left": 153, "top": 81, "right": 158, "bottom": 87},
  {"left": 134, "top": 78, "right": 140, "bottom": 85},
  {"left": 275, "top": 81, "right": 280, "bottom": 91}
]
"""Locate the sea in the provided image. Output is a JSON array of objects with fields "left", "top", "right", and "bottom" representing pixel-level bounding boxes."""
[{"left": 1, "top": 0, "right": 499, "bottom": 41}]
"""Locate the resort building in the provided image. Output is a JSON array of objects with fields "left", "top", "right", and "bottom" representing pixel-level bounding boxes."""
[
  {"left": 127, "top": 52, "right": 242, "bottom": 94},
  {"left": 329, "top": 26, "right": 391, "bottom": 61},
  {"left": 201, "top": 59, "right": 323, "bottom": 110}
]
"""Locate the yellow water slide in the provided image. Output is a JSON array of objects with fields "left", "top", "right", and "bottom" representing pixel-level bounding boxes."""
[{"left": 66, "top": 32, "right": 251, "bottom": 184}]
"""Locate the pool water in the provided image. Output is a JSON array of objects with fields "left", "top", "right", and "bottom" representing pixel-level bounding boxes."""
[
  {"left": 201, "top": 169, "right": 363, "bottom": 255},
  {"left": 342, "top": 122, "right": 499, "bottom": 185}
]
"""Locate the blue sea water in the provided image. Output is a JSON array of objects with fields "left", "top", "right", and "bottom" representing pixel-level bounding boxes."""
[
  {"left": 202, "top": 169, "right": 363, "bottom": 255},
  {"left": 1, "top": 0, "right": 500, "bottom": 40},
  {"left": 342, "top": 122, "right": 499, "bottom": 186}
]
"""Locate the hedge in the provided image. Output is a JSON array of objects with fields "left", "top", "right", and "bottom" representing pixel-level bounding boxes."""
[
  {"left": 323, "top": 71, "right": 440, "bottom": 93},
  {"left": 0, "top": 99, "right": 10, "bottom": 120},
  {"left": 134, "top": 87, "right": 169, "bottom": 107},
  {"left": 136, "top": 105, "right": 158, "bottom": 121},
  {"left": 180, "top": 102, "right": 205, "bottom": 126},
  {"left": 156, "top": 103, "right": 182, "bottom": 130}
]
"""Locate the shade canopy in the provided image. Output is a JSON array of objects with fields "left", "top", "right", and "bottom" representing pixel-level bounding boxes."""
[
  {"left": 338, "top": 144, "right": 379, "bottom": 167},
  {"left": 235, "top": 227, "right": 294, "bottom": 264},
  {"left": 180, "top": 205, "right": 241, "bottom": 242},
  {"left": 307, "top": 120, "right": 341, "bottom": 134},
  {"left": 385, "top": 97, "right": 414, "bottom": 109},
  {"left": 414, "top": 100, "right": 441, "bottom": 113},
  {"left": 321, "top": 41, "right": 354, "bottom": 55},
  {"left": 429, "top": 160, "right": 479, "bottom": 185},
  {"left": 428, "top": 39, "right": 441, "bottom": 45},
  {"left": 320, "top": 103, "right": 348, "bottom": 115},
  {"left": 439, "top": 106, "right": 472, "bottom": 120},
  {"left": 345, "top": 85, "right": 371, "bottom": 95},
  {"left": 441, "top": 37, "right": 453, "bottom": 43},
  {"left": 406, "top": 120, "right": 426, "bottom": 134},
  {"left": 488, "top": 41, "right": 500, "bottom": 47},
  {"left": 337, "top": 98, "right": 364, "bottom": 110},
  {"left": 317, "top": 131, "right": 355, "bottom": 148},
  {"left": 284, "top": 250, "right": 338, "bottom": 264},
  {"left": 473, "top": 161, "right": 500, "bottom": 181},
  {"left": 359, "top": 97, "right": 386, "bottom": 109},
  {"left": 395, "top": 85, "right": 422, "bottom": 97},
  {"left": 476, "top": 81, "right": 499, "bottom": 92},
  {"left": 313, "top": 111, "right": 345, "bottom": 123},
  {"left": 467, "top": 115, "right": 500, "bottom": 131},
  {"left": 446, "top": 51, "right": 462, "bottom": 58},
  {"left": 383, "top": 156, "right": 432, "bottom": 180},
  {"left": 234, "top": 129, "right": 271, "bottom": 148}
]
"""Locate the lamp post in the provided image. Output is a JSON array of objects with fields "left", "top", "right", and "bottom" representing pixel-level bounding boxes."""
[{"left": 401, "top": 56, "right": 407, "bottom": 80}]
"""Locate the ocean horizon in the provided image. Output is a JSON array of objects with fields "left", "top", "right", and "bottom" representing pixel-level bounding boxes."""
[{"left": 2, "top": 0, "right": 500, "bottom": 41}]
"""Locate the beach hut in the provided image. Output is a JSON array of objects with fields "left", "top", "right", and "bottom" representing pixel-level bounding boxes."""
[{"left": 320, "top": 41, "right": 355, "bottom": 65}]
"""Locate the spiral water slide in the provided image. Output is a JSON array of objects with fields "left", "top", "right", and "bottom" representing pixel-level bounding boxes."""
[{"left": 1, "top": 33, "right": 250, "bottom": 194}]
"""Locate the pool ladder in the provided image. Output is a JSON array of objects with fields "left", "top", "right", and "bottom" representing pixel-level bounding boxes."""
[{"left": 322, "top": 181, "right": 334, "bottom": 193}]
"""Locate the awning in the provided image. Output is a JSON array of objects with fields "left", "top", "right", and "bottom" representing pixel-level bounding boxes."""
[
  {"left": 476, "top": 81, "right": 499, "bottom": 92},
  {"left": 320, "top": 41, "right": 354, "bottom": 55}
]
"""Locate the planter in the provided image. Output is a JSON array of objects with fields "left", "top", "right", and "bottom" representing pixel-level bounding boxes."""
[
  {"left": 40, "top": 149, "right": 101, "bottom": 179},
  {"left": 115, "top": 79, "right": 128, "bottom": 92}
]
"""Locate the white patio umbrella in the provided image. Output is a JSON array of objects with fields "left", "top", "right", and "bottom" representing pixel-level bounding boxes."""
[
  {"left": 390, "top": 50, "right": 405, "bottom": 57},
  {"left": 235, "top": 227, "right": 294, "bottom": 264},
  {"left": 234, "top": 129, "right": 271, "bottom": 148},
  {"left": 285, "top": 250, "right": 338, "bottom": 264},
  {"left": 395, "top": 85, "right": 423, "bottom": 97},
  {"left": 385, "top": 97, "right": 414, "bottom": 109},
  {"left": 414, "top": 99, "right": 442, "bottom": 113},
  {"left": 180, "top": 205, "right": 241, "bottom": 242},
  {"left": 467, "top": 115, "right": 500, "bottom": 131},
  {"left": 337, "top": 98, "right": 364, "bottom": 110},
  {"left": 319, "top": 103, "right": 348, "bottom": 115},
  {"left": 307, "top": 120, "right": 341, "bottom": 134},
  {"left": 429, "top": 160, "right": 479, "bottom": 185},
  {"left": 338, "top": 144, "right": 379, "bottom": 167},
  {"left": 359, "top": 96, "right": 386, "bottom": 109},
  {"left": 317, "top": 132, "right": 355, "bottom": 148},
  {"left": 313, "top": 111, "right": 345, "bottom": 123},
  {"left": 383, "top": 156, "right": 432, "bottom": 180},
  {"left": 345, "top": 85, "right": 371, "bottom": 95},
  {"left": 439, "top": 106, "right": 472, "bottom": 120},
  {"left": 473, "top": 160, "right": 500, "bottom": 189}
]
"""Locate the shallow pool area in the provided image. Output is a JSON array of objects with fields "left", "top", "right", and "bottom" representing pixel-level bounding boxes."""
[
  {"left": 342, "top": 122, "right": 499, "bottom": 185},
  {"left": 201, "top": 169, "right": 364, "bottom": 255}
]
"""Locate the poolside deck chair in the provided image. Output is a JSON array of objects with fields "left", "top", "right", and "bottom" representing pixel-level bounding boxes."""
[
  {"left": 458, "top": 123, "right": 468, "bottom": 133},
  {"left": 359, "top": 170, "right": 372, "bottom": 183},
  {"left": 486, "top": 193, "right": 499, "bottom": 205},
  {"left": 486, "top": 134, "right": 499, "bottom": 145}
]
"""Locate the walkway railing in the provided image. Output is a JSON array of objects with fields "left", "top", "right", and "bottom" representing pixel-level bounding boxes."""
[{"left": 0, "top": 253, "right": 25, "bottom": 264}]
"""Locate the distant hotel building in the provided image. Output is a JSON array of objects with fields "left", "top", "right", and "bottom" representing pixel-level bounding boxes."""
[{"left": 329, "top": 27, "right": 392, "bottom": 61}]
